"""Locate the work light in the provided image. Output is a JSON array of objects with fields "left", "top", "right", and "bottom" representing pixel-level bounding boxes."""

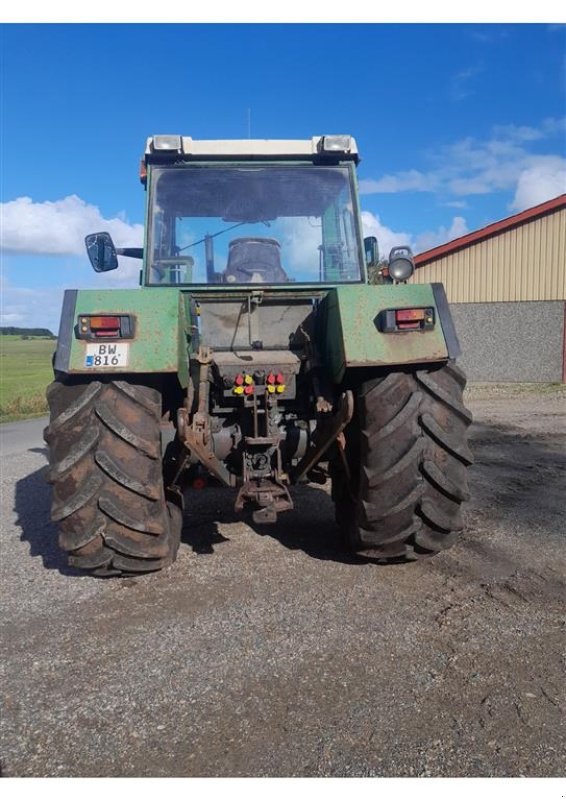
[
  {"left": 152, "top": 135, "right": 182, "bottom": 152},
  {"left": 388, "top": 247, "right": 415, "bottom": 282},
  {"left": 320, "top": 135, "right": 353, "bottom": 154}
]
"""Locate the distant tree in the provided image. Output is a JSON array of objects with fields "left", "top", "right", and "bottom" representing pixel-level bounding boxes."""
[
  {"left": 368, "top": 260, "right": 393, "bottom": 285},
  {"left": 1, "top": 326, "right": 54, "bottom": 338}
]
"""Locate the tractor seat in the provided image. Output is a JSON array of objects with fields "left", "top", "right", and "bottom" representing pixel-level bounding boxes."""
[{"left": 225, "top": 237, "right": 288, "bottom": 284}]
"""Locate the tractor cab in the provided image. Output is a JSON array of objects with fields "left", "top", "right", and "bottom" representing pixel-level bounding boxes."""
[{"left": 142, "top": 134, "right": 366, "bottom": 287}]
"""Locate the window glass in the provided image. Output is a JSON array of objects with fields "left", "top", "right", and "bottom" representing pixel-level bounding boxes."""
[{"left": 148, "top": 165, "right": 363, "bottom": 285}]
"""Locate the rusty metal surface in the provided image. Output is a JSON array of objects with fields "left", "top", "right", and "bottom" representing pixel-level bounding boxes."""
[
  {"left": 322, "top": 284, "right": 449, "bottom": 382},
  {"left": 235, "top": 477, "right": 294, "bottom": 524},
  {"left": 67, "top": 289, "right": 186, "bottom": 377},
  {"left": 178, "top": 408, "right": 235, "bottom": 488},
  {"left": 292, "top": 391, "right": 354, "bottom": 484},
  {"left": 211, "top": 351, "right": 301, "bottom": 368},
  {"left": 197, "top": 296, "right": 315, "bottom": 351}
]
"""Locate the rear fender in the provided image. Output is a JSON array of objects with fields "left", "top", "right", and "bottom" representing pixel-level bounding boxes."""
[
  {"left": 53, "top": 288, "right": 189, "bottom": 386},
  {"left": 321, "top": 283, "right": 460, "bottom": 383}
]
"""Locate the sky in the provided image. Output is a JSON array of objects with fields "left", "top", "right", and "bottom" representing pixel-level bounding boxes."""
[{"left": 1, "top": 19, "right": 565, "bottom": 333}]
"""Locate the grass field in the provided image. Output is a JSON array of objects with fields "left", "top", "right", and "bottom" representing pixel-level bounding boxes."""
[{"left": 0, "top": 336, "right": 56, "bottom": 422}]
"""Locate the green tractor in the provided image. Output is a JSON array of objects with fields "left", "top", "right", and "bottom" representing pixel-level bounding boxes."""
[{"left": 44, "top": 134, "right": 473, "bottom": 576}]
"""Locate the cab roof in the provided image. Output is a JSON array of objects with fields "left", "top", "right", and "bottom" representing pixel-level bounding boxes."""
[{"left": 144, "top": 134, "right": 359, "bottom": 163}]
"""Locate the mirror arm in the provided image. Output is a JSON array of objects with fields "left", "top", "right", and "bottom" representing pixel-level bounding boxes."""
[{"left": 116, "top": 247, "right": 144, "bottom": 259}]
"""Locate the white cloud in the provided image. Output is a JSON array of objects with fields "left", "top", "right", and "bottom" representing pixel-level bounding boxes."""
[
  {"left": 359, "top": 170, "right": 435, "bottom": 195},
  {"left": 361, "top": 210, "right": 470, "bottom": 257},
  {"left": 279, "top": 216, "right": 323, "bottom": 275},
  {"left": 469, "top": 28, "right": 509, "bottom": 45},
  {"left": 541, "top": 116, "right": 566, "bottom": 136},
  {"left": 361, "top": 211, "right": 413, "bottom": 260},
  {"left": 359, "top": 118, "right": 566, "bottom": 208},
  {"left": 1, "top": 195, "right": 143, "bottom": 256},
  {"left": 511, "top": 156, "right": 566, "bottom": 211},
  {"left": 443, "top": 200, "right": 468, "bottom": 209},
  {"left": 491, "top": 123, "right": 544, "bottom": 143},
  {"left": 414, "top": 216, "right": 469, "bottom": 253},
  {"left": 0, "top": 310, "right": 27, "bottom": 324},
  {"left": 0, "top": 284, "right": 64, "bottom": 334},
  {"left": 450, "top": 63, "right": 483, "bottom": 101}
]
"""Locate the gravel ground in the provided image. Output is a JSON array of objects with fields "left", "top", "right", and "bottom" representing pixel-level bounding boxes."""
[{"left": 0, "top": 385, "right": 564, "bottom": 777}]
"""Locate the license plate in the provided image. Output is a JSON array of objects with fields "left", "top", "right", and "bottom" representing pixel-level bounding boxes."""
[{"left": 85, "top": 342, "right": 130, "bottom": 368}]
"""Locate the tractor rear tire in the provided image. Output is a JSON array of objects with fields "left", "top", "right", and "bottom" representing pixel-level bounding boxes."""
[
  {"left": 44, "top": 377, "right": 182, "bottom": 577},
  {"left": 333, "top": 361, "right": 473, "bottom": 561}
]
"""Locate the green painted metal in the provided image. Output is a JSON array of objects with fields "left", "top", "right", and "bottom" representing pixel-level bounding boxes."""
[
  {"left": 63, "top": 282, "right": 451, "bottom": 387},
  {"left": 322, "top": 284, "right": 449, "bottom": 383},
  {"left": 67, "top": 288, "right": 190, "bottom": 385}
]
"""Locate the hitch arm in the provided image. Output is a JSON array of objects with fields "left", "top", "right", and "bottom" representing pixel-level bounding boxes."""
[{"left": 290, "top": 391, "right": 354, "bottom": 484}]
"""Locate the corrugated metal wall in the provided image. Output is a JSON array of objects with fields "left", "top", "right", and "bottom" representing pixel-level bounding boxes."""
[{"left": 413, "top": 206, "right": 566, "bottom": 302}]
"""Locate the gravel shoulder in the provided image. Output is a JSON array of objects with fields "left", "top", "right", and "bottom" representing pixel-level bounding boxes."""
[{"left": 1, "top": 386, "right": 564, "bottom": 777}]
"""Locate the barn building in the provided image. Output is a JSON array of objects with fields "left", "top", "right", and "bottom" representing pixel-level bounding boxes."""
[{"left": 413, "top": 194, "right": 566, "bottom": 383}]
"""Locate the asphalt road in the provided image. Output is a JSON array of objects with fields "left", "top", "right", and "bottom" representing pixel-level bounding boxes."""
[
  {"left": 0, "top": 416, "right": 48, "bottom": 456},
  {"left": 1, "top": 387, "right": 565, "bottom": 777}
]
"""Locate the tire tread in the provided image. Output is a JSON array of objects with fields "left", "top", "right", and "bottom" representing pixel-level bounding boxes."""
[
  {"left": 45, "top": 378, "right": 182, "bottom": 576},
  {"left": 335, "top": 361, "right": 472, "bottom": 561}
]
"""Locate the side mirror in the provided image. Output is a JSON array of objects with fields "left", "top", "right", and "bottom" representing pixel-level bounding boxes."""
[
  {"left": 364, "top": 236, "right": 379, "bottom": 267},
  {"left": 85, "top": 232, "right": 119, "bottom": 272}
]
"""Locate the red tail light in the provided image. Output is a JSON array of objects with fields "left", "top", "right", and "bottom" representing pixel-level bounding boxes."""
[
  {"left": 395, "top": 309, "right": 426, "bottom": 323},
  {"left": 89, "top": 316, "right": 120, "bottom": 328},
  {"left": 77, "top": 315, "right": 135, "bottom": 340},
  {"left": 89, "top": 316, "right": 121, "bottom": 337},
  {"left": 377, "top": 307, "right": 435, "bottom": 333},
  {"left": 395, "top": 309, "right": 424, "bottom": 330}
]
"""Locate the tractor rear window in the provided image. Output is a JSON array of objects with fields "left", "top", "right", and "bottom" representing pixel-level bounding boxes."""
[{"left": 147, "top": 165, "right": 364, "bottom": 285}]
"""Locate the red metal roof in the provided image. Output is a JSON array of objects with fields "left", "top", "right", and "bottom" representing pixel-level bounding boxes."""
[{"left": 415, "top": 193, "right": 566, "bottom": 267}]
